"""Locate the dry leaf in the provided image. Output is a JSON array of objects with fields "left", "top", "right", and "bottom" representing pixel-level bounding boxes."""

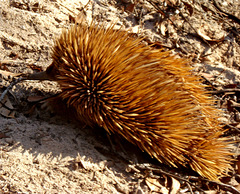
[
  {"left": 79, "top": 0, "right": 90, "bottom": 6},
  {"left": 201, "top": 4, "right": 212, "bottom": 12},
  {"left": 145, "top": 177, "right": 169, "bottom": 194},
  {"left": 125, "top": 3, "right": 135, "bottom": 13},
  {"left": 160, "top": 21, "right": 167, "bottom": 36},
  {"left": 197, "top": 28, "right": 225, "bottom": 42},
  {"left": 200, "top": 72, "right": 214, "bottom": 80},
  {"left": 69, "top": 12, "right": 87, "bottom": 24},
  {"left": 73, "top": 159, "right": 87, "bottom": 170},
  {"left": 130, "top": 25, "right": 140, "bottom": 34},
  {"left": 73, "top": 154, "right": 87, "bottom": 170},
  {"left": 166, "top": 0, "right": 177, "bottom": 6},
  {"left": 0, "top": 94, "right": 15, "bottom": 118},
  {"left": 170, "top": 177, "right": 180, "bottom": 194},
  {"left": 183, "top": 1, "right": 194, "bottom": 16}
]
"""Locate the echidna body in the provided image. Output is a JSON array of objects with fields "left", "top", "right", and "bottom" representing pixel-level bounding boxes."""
[{"left": 45, "top": 22, "right": 232, "bottom": 181}]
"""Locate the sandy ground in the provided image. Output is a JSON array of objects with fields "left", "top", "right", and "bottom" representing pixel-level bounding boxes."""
[{"left": 0, "top": 0, "right": 240, "bottom": 193}]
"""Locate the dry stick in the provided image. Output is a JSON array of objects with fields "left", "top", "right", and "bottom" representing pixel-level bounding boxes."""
[
  {"left": 146, "top": 0, "right": 179, "bottom": 29},
  {"left": 58, "top": 0, "right": 90, "bottom": 17},
  {"left": 0, "top": 71, "right": 51, "bottom": 107},
  {"left": 57, "top": 2, "right": 76, "bottom": 15},
  {"left": 225, "top": 124, "right": 240, "bottom": 134},
  {"left": 200, "top": 75, "right": 217, "bottom": 89},
  {"left": 130, "top": 163, "right": 205, "bottom": 193},
  {"left": 186, "top": 182, "right": 194, "bottom": 194},
  {"left": 200, "top": 179, "right": 240, "bottom": 194},
  {"left": 178, "top": 11, "right": 212, "bottom": 48},
  {"left": 0, "top": 77, "right": 24, "bottom": 103},
  {"left": 146, "top": 0, "right": 212, "bottom": 48},
  {"left": 146, "top": 0, "right": 166, "bottom": 17},
  {"left": 211, "top": 88, "right": 240, "bottom": 94},
  {"left": 134, "top": 163, "right": 240, "bottom": 193},
  {"left": 212, "top": 0, "right": 240, "bottom": 25}
]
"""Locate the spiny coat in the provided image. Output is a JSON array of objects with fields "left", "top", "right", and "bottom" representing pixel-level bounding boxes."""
[{"left": 45, "top": 22, "right": 232, "bottom": 181}]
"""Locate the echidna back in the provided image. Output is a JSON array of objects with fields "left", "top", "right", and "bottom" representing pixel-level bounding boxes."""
[{"left": 47, "top": 23, "right": 232, "bottom": 181}]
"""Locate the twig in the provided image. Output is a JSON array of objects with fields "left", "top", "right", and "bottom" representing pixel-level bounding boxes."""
[
  {"left": 189, "top": 176, "right": 240, "bottom": 193},
  {"left": 225, "top": 124, "right": 240, "bottom": 134},
  {"left": 130, "top": 163, "right": 205, "bottom": 193},
  {"left": 178, "top": 11, "right": 212, "bottom": 48},
  {"left": 146, "top": 0, "right": 212, "bottom": 48},
  {"left": 203, "top": 178, "right": 240, "bottom": 194},
  {"left": 186, "top": 182, "right": 194, "bottom": 194},
  {"left": 145, "top": 0, "right": 179, "bottom": 29},
  {"left": 211, "top": 88, "right": 240, "bottom": 94},
  {"left": 57, "top": 2, "right": 76, "bottom": 15},
  {"left": 0, "top": 77, "right": 24, "bottom": 102},
  {"left": 200, "top": 75, "right": 216, "bottom": 89},
  {"left": 212, "top": 0, "right": 240, "bottom": 25}
]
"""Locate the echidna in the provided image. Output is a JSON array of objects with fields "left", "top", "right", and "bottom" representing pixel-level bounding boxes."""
[{"left": 28, "top": 21, "right": 232, "bottom": 181}]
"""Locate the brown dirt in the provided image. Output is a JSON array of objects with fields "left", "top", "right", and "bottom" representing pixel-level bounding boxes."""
[{"left": 0, "top": 0, "right": 240, "bottom": 193}]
